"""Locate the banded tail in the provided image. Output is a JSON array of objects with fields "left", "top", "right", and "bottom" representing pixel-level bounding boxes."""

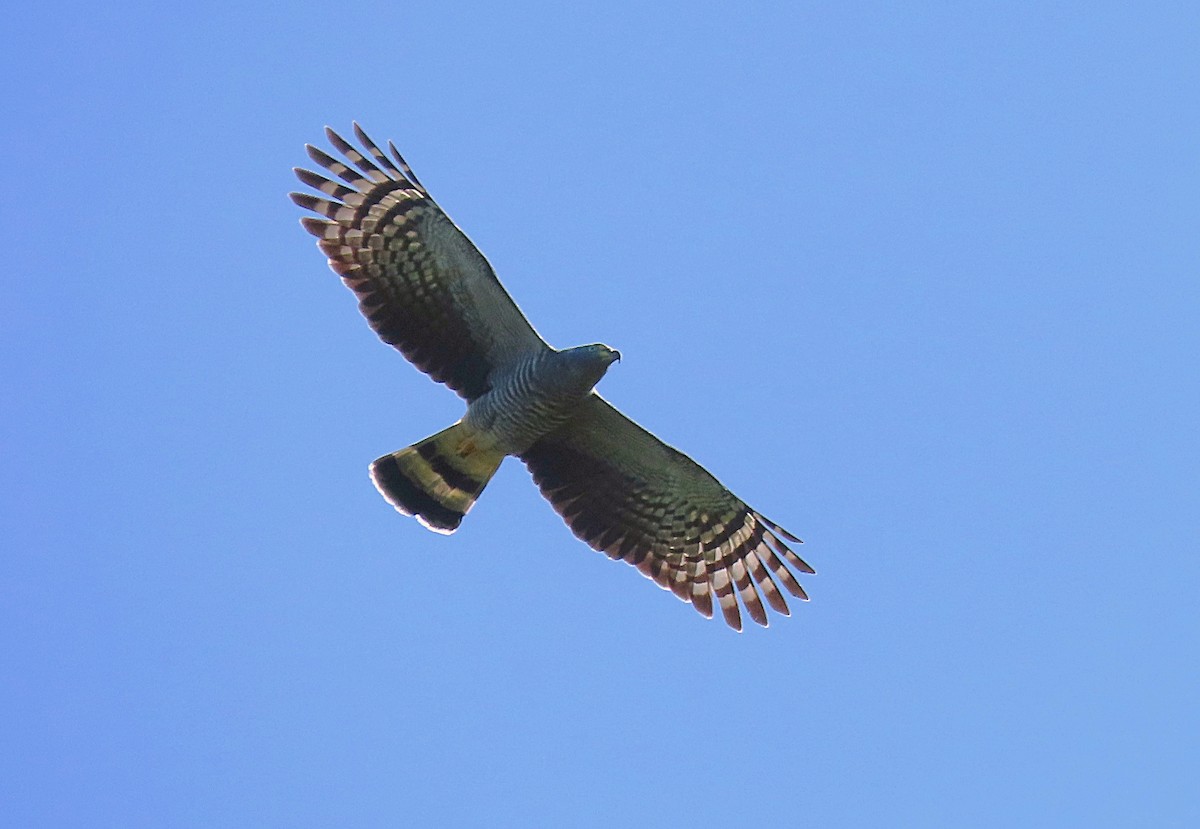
[{"left": 369, "top": 423, "right": 505, "bottom": 534}]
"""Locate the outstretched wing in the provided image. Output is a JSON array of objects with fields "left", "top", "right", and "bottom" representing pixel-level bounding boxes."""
[
  {"left": 520, "top": 396, "right": 812, "bottom": 631},
  {"left": 291, "top": 124, "right": 546, "bottom": 400}
]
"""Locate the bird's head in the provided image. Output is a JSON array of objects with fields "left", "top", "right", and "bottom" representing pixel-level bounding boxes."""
[
  {"left": 554, "top": 343, "right": 621, "bottom": 396},
  {"left": 588, "top": 343, "right": 621, "bottom": 365}
]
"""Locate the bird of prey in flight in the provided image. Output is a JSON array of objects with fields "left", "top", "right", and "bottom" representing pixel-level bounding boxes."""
[{"left": 291, "top": 124, "right": 813, "bottom": 630}]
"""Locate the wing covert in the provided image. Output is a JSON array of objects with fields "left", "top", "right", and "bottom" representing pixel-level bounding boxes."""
[
  {"left": 291, "top": 124, "right": 546, "bottom": 400},
  {"left": 520, "top": 396, "right": 812, "bottom": 631}
]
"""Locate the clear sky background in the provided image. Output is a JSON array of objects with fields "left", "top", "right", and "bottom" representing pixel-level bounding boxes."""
[{"left": 3, "top": 2, "right": 1197, "bottom": 826}]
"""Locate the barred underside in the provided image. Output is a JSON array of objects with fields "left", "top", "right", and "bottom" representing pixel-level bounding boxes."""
[
  {"left": 370, "top": 423, "right": 504, "bottom": 534},
  {"left": 292, "top": 126, "right": 811, "bottom": 630},
  {"left": 290, "top": 124, "right": 546, "bottom": 401},
  {"left": 522, "top": 397, "right": 813, "bottom": 632}
]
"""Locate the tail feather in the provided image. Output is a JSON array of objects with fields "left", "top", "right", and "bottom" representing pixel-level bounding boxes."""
[{"left": 369, "top": 423, "right": 504, "bottom": 534}]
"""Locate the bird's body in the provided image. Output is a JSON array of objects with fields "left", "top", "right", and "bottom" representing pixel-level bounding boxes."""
[
  {"left": 463, "top": 345, "right": 620, "bottom": 455},
  {"left": 292, "top": 125, "right": 813, "bottom": 630}
]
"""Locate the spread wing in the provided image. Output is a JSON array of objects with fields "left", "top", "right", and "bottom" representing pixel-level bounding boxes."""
[
  {"left": 520, "top": 396, "right": 813, "bottom": 631},
  {"left": 290, "top": 124, "right": 546, "bottom": 400}
]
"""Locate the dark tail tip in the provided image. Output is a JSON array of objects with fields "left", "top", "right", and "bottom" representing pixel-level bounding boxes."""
[{"left": 369, "top": 454, "right": 464, "bottom": 534}]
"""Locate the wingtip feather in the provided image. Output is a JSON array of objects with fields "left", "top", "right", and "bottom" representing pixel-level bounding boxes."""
[{"left": 298, "top": 216, "right": 332, "bottom": 237}]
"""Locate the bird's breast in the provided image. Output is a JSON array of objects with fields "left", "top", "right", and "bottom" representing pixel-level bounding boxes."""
[{"left": 463, "top": 357, "right": 587, "bottom": 455}]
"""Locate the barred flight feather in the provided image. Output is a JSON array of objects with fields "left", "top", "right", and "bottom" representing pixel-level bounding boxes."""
[
  {"left": 369, "top": 423, "right": 504, "bottom": 535},
  {"left": 290, "top": 123, "right": 545, "bottom": 401},
  {"left": 521, "top": 396, "right": 812, "bottom": 631},
  {"left": 294, "top": 126, "right": 812, "bottom": 631}
]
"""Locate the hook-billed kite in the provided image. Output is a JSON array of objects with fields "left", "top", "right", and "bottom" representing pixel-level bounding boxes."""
[{"left": 291, "top": 125, "right": 813, "bottom": 630}]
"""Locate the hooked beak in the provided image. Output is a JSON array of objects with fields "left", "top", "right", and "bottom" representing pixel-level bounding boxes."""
[{"left": 611, "top": 349, "right": 622, "bottom": 363}]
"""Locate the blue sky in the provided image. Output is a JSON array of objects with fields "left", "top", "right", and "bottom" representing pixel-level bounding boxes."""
[{"left": 3, "top": 2, "right": 1197, "bottom": 826}]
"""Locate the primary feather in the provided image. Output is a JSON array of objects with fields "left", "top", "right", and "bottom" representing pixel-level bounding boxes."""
[
  {"left": 292, "top": 124, "right": 813, "bottom": 630},
  {"left": 291, "top": 125, "right": 545, "bottom": 399}
]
